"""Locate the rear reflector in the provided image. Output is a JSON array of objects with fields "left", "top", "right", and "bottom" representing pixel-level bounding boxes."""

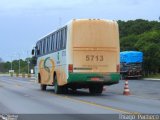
[
  {"left": 68, "top": 64, "right": 73, "bottom": 72},
  {"left": 117, "top": 64, "right": 120, "bottom": 72}
]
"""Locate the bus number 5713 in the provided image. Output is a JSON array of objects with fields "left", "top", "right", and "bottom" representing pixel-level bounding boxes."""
[{"left": 86, "top": 55, "right": 104, "bottom": 61}]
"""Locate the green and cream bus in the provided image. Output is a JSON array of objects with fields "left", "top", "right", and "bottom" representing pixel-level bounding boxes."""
[{"left": 32, "top": 19, "right": 120, "bottom": 94}]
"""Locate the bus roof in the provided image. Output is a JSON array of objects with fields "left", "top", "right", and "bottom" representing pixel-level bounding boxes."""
[{"left": 36, "top": 19, "right": 117, "bottom": 44}]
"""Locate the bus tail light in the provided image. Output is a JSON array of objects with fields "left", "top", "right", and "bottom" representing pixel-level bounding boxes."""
[
  {"left": 68, "top": 64, "right": 73, "bottom": 72},
  {"left": 117, "top": 64, "right": 120, "bottom": 72}
]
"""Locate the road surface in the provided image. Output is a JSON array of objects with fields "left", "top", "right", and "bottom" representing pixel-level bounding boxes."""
[{"left": 0, "top": 76, "right": 160, "bottom": 119}]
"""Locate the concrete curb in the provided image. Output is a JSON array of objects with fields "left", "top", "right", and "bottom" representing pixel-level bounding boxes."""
[
  {"left": 0, "top": 74, "right": 36, "bottom": 80},
  {"left": 143, "top": 78, "right": 160, "bottom": 81}
]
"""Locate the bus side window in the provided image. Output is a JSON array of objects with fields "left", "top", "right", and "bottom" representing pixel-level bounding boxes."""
[
  {"left": 40, "top": 41, "right": 42, "bottom": 55},
  {"left": 49, "top": 35, "right": 52, "bottom": 52},
  {"left": 54, "top": 33, "right": 57, "bottom": 51},
  {"left": 43, "top": 39, "right": 46, "bottom": 54},
  {"left": 59, "top": 30, "right": 62, "bottom": 50},
  {"left": 63, "top": 27, "right": 67, "bottom": 49},
  {"left": 45, "top": 38, "right": 48, "bottom": 54},
  {"left": 47, "top": 37, "right": 49, "bottom": 53},
  {"left": 43, "top": 39, "right": 45, "bottom": 55},
  {"left": 61, "top": 28, "right": 64, "bottom": 50},
  {"left": 37, "top": 43, "right": 40, "bottom": 55},
  {"left": 45, "top": 38, "right": 47, "bottom": 54},
  {"left": 57, "top": 31, "right": 60, "bottom": 50},
  {"left": 51, "top": 34, "right": 54, "bottom": 52},
  {"left": 56, "top": 31, "right": 59, "bottom": 51},
  {"left": 37, "top": 49, "right": 40, "bottom": 55}
]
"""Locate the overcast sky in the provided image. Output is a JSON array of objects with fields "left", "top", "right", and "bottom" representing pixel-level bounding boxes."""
[{"left": 0, "top": 0, "right": 159, "bottom": 61}]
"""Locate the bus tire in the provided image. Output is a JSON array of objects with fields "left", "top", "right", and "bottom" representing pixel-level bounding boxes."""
[
  {"left": 39, "top": 74, "right": 47, "bottom": 91},
  {"left": 89, "top": 85, "right": 103, "bottom": 94},
  {"left": 38, "top": 73, "right": 41, "bottom": 83},
  {"left": 41, "top": 84, "right": 47, "bottom": 91},
  {"left": 54, "top": 75, "right": 63, "bottom": 94}
]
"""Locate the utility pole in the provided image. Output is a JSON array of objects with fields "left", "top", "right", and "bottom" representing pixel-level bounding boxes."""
[
  {"left": 27, "top": 51, "right": 30, "bottom": 74},
  {"left": 18, "top": 54, "right": 21, "bottom": 74},
  {"left": 10, "top": 56, "right": 13, "bottom": 70},
  {"left": 9, "top": 56, "right": 14, "bottom": 77},
  {"left": 27, "top": 59, "right": 30, "bottom": 74}
]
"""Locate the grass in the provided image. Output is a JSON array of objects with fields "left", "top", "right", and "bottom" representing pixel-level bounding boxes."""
[
  {"left": 146, "top": 74, "right": 160, "bottom": 79},
  {"left": 0, "top": 72, "right": 9, "bottom": 74}
]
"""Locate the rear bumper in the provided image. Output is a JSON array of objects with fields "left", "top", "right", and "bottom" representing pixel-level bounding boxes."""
[{"left": 67, "top": 72, "right": 120, "bottom": 85}]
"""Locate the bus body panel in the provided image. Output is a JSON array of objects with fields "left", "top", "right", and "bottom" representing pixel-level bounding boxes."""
[
  {"left": 66, "top": 19, "right": 120, "bottom": 85},
  {"left": 73, "top": 50, "right": 117, "bottom": 73},
  {"left": 72, "top": 20, "right": 118, "bottom": 48},
  {"left": 37, "top": 50, "right": 68, "bottom": 86}
]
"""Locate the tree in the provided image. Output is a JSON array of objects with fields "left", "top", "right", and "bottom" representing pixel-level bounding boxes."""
[
  {"left": 119, "top": 19, "right": 160, "bottom": 75},
  {"left": 118, "top": 19, "right": 160, "bottom": 38},
  {"left": 135, "top": 30, "right": 160, "bottom": 74},
  {"left": 0, "top": 57, "right": 34, "bottom": 73},
  {"left": 120, "top": 34, "right": 138, "bottom": 51},
  {"left": 0, "top": 58, "right": 6, "bottom": 73}
]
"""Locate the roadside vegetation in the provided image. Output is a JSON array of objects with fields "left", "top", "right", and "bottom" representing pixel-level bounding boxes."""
[
  {"left": 0, "top": 58, "right": 34, "bottom": 74},
  {"left": 147, "top": 74, "right": 160, "bottom": 79},
  {"left": 118, "top": 19, "right": 160, "bottom": 77}
]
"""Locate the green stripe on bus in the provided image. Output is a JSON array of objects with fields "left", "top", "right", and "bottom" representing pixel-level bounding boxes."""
[
  {"left": 110, "top": 73, "right": 121, "bottom": 82},
  {"left": 68, "top": 73, "right": 120, "bottom": 84},
  {"left": 68, "top": 73, "right": 102, "bottom": 82}
]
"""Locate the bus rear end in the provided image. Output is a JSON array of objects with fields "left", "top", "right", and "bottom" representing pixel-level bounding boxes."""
[{"left": 67, "top": 19, "right": 120, "bottom": 94}]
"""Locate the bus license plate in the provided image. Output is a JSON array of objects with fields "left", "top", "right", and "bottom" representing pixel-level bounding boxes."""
[{"left": 91, "top": 77, "right": 100, "bottom": 81}]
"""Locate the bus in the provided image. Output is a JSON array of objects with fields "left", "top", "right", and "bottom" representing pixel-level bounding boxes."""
[{"left": 32, "top": 19, "right": 120, "bottom": 94}]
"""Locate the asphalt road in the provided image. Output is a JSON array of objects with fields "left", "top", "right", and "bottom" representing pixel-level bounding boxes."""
[{"left": 0, "top": 76, "right": 160, "bottom": 119}]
